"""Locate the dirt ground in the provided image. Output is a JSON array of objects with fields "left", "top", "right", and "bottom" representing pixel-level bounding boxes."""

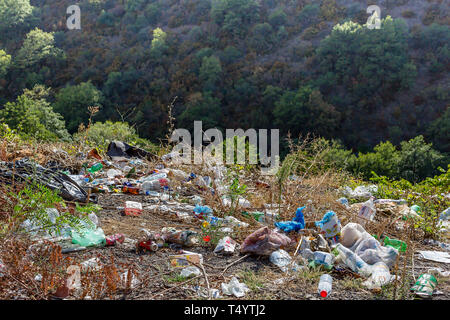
[{"left": 61, "top": 192, "right": 450, "bottom": 300}]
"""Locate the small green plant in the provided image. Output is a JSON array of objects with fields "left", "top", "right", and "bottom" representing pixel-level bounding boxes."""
[
  {"left": 228, "top": 177, "right": 247, "bottom": 214},
  {"left": 164, "top": 273, "right": 189, "bottom": 283},
  {"left": 9, "top": 184, "right": 92, "bottom": 237}
]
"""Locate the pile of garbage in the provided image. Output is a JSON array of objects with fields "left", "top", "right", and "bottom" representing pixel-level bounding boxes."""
[{"left": 1, "top": 140, "right": 449, "bottom": 300}]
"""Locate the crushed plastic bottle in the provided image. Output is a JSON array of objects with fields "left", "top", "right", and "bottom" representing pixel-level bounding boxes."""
[
  {"left": 318, "top": 274, "right": 332, "bottom": 298},
  {"left": 363, "top": 262, "right": 391, "bottom": 289},
  {"left": 335, "top": 243, "right": 372, "bottom": 277},
  {"left": 142, "top": 173, "right": 167, "bottom": 182}
]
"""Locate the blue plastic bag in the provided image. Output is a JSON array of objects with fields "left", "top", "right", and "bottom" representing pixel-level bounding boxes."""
[{"left": 274, "top": 206, "right": 305, "bottom": 233}]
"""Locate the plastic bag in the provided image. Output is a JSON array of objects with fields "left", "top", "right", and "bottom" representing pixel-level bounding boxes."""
[
  {"left": 315, "top": 211, "right": 341, "bottom": 243},
  {"left": 71, "top": 227, "right": 106, "bottom": 247},
  {"left": 274, "top": 207, "right": 305, "bottom": 233},
  {"left": 240, "top": 226, "right": 293, "bottom": 256},
  {"left": 180, "top": 266, "right": 201, "bottom": 278},
  {"left": 221, "top": 277, "right": 250, "bottom": 298}
]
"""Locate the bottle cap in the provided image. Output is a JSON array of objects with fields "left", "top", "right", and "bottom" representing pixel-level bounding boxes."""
[{"left": 320, "top": 291, "right": 327, "bottom": 298}]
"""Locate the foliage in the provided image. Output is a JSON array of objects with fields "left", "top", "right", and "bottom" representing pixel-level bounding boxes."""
[
  {"left": 53, "top": 81, "right": 103, "bottom": 133},
  {"left": 74, "top": 120, "right": 158, "bottom": 154},
  {"left": 0, "top": 85, "right": 71, "bottom": 141},
  {"left": 0, "top": 0, "right": 33, "bottom": 31},
  {"left": 14, "top": 28, "right": 65, "bottom": 69},
  {"left": 273, "top": 86, "right": 340, "bottom": 139},
  {"left": 9, "top": 184, "right": 92, "bottom": 237},
  {"left": 0, "top": 49, "right": 11, "bottom": 78},
  {"left": 371, "top": 166, "right": 450, "bottom": 238}
]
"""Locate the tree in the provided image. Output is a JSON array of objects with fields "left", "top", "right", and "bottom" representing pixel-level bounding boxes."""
[
  {"left": 250, "top": 23, "right": 273, "bottom": 52},
  {"left": 269, "top": 8, "right": 287, "bottom": 28},
  {"left": 211, "top": 0, "right": 260, "bottom": 37},
  {"left": 0, "top": 0, "right": 33, "bottom": 30},
  {"left": 15, "top": 28, "right": 65, "bottom": 68},
  {"left": 273, "top": 86, "right": 340, "bottom": 139},
  {"left": 0, "top": 49, "right": 11, "bottom": 78},
  {"left": 427, "top": 107, "right": 450, "bottom": 153},
  {"left": 178, "top": 92, "right": 222, "bottom": 131},
  {"left": 150, "top": 27, "right": 168, "bottom": 59},
  {"left": 0, "top": 85, "right": 70, "bottom": 141},
  {"left": 354, "top": 141, "right": 400, "bottom": 179},
  {"left": 199, "top": 56, "right": 222, "bottom": 92},
  {"left": 398, "top": 136, "right": 445, "bottom": 183},
  {"left": 53, "top": 82, "right": 103, "bottom": 133}
]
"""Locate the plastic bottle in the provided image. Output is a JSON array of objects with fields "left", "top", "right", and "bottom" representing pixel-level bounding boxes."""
[
  {"left": 318, "top": 274, "right": 332, "bottom": 298},
  {"left": 87, "top": 163, "right": 103, "bottom": 173},
  {"left": 142, "top": 178, "right": 170, "bottom": 192},
  {"left": 142, "top": 173, "right": 167, "bottom": 182},
  {"left": 368, "top": 262, "right": 391, "bottom": 288},
  {"left": 335, "top": 243, "right": 372, "bottom": 277}
]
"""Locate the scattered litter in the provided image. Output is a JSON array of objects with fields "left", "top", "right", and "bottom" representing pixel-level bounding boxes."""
[
  {"left": 363, "top": 262, "right": 393, "bottom": 289},
  {"left": 106, "top": 233, "right": 125, "bottom": 246},
  {"left": 124, "top": 201, "right": 142, "bottom": 216},
  {"left": 342, "top": 185, "right": 377, "bottom": 200},
  {"left": 315, "top": 211, "right": 341, "bottom": 244},
  {"left": 214, "top": 236, "right": 238, "bottom": 255},
  {"left": 275, "top": 207, "right": 305, "bottom": 233},
  {"left": 427, "top": 267, "right": 450, "bottom": 278},
  {"left": 194, "top": 286, "right": 222, "bottom": 299},
  {"left": 221, "top": 277, "right": 250, "bottom": 298},
  {"left": 357, "top": 197, "right": 376, "bottom": 226},
  {"left": 317, "top": 274, "right": 332, "bottom": 298},
  {"left": 169, "top": 251, "right": 203, "bottom": 268}
]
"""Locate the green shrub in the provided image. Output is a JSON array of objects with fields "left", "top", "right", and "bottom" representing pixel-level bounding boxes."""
[{"left": 74, "top": 121, "right": 158, "bottom": 154}]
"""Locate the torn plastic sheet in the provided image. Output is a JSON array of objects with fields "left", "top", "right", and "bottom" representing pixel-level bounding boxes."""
[{"left": 418, "top": 251, "right": 450, "bottom": 264}]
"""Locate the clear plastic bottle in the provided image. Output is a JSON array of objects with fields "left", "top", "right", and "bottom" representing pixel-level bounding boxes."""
[
  {"left": 318, "top": 274, "right": 332, "bottom": 298},
  {"left": 368, "top": 262, "right": 391, "bottom": 288},
  {"left": 335, "top": 243, "right": 372, "bottom": 277},
  {"left": 142, "top": 173, "right": 167, "bottom": 182},
  {"left": 142, "top": 178, "right": 170, "bottom": 192}
]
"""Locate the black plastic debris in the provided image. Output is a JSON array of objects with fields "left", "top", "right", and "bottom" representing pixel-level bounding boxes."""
[
  {"left": 106, "top": 141, "right": 156, "bottom": 161},
  {"left": 0, "top": 158, "right": 96, "bottom": 203}
]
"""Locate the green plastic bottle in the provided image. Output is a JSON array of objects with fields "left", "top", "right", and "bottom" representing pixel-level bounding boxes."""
[
  {"left": 88, "top": 162, "right": 103, "bottom": 173},
  {"left": 384, "top": 236, "right": 407, "bottom": 252}
]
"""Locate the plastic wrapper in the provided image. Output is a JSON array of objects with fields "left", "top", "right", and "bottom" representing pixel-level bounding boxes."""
[
  {"left": 221, "top": 277, "right": 250, "bottom": 298},
  {"left": 214, "top": 236, "right": 238, "bottom": 255}
]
